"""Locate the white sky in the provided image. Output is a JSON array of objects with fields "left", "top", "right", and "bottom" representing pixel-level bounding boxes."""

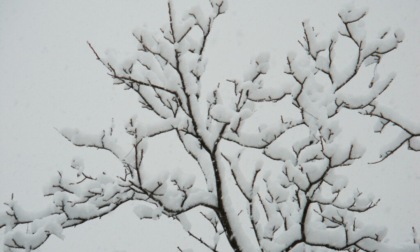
[{"left": 0, "top": 1, "right": 419, "bottom": 251}]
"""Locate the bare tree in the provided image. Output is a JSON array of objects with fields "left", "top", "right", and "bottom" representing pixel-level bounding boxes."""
[{"left": 1, "top": 1, "right": 419, "bottom": 251}]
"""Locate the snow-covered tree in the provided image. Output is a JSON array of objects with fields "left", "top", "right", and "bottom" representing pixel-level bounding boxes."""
[{"left": 1, "top": 1, "right": 419, "bottom": 251}]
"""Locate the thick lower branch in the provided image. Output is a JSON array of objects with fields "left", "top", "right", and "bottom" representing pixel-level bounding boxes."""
[{"left": 211, "top": 152, "right": 242, "bottom": 252}]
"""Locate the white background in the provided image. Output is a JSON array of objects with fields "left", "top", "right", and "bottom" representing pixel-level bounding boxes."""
[{"left": 0, "top": 0, "right": 419, "bottom": 251}]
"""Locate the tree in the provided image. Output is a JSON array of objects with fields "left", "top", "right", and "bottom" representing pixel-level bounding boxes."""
[{"left": 1, "top": 1, "right": 419, "bottom": 251}]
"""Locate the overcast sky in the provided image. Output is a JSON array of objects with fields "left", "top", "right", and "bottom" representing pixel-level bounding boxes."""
[{"left": 0, "top": 1, "right": 419, "bottom": 251}]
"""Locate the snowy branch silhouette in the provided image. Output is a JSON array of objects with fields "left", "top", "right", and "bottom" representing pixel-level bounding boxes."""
[{"left": 1, "top": 1, "right": 419, "bottom": 251}]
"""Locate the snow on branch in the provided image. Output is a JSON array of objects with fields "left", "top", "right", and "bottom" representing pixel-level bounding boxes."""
[{"left": 1, "top": 2, "right": 418, "bottom": 252}]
